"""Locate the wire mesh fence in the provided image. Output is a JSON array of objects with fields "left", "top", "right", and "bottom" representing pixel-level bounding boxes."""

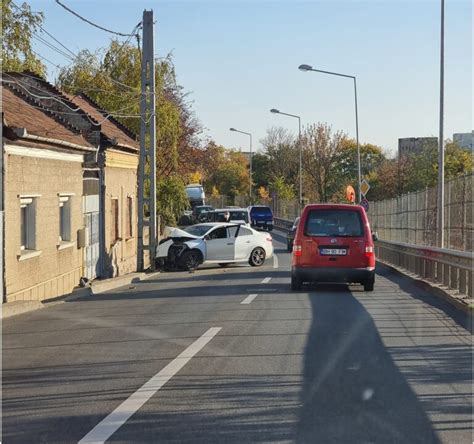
[
  {"left": 368, "top": 173, "right": 473, "bottom": 252},
  {"left": 209, "top": 173, "right": 472, "bottom": 253}
]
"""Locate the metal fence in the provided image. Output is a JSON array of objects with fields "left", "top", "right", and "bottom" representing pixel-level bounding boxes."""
[{"left": 368, "top": 173, "right": 473, "bottom": 252}]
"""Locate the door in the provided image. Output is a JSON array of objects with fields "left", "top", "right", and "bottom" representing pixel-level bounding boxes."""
[
  {"left": 234, "top": 226, "right": 254, "bottom": 260},
  {"left": 205, "top": 226, "right": 236, "bottom": 261},
  {"left": 83, "top": 195, "right": 100, "bottom": 280}
]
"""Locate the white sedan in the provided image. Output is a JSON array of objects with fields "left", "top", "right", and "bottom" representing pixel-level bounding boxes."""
[{"left": 156, "top": 223, "right": 274, "bottom": 271}]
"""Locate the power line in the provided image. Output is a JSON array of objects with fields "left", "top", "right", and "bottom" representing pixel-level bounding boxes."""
[
  {"left": 32, "top": 34, "right": 75, "bottom": 62},
  {"left": 3, "top": 78, "right": 148, "bottom": 126},
  {"left": 55, "top": 0, "right": 137, "bottom": 37}
]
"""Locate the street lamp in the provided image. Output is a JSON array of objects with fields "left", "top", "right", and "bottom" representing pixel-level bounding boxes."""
[
  {"left": 270, "top": 108, "right": 303, "bottom": 212},
  {"left": 437, "top": 0, "right": 445, "bottom": 248},
  {"left": 298, "top": 63, "right": 362, "bottom": 203},
  {"left": 229, "top": 127, "right": 253, "bottom": 203}
]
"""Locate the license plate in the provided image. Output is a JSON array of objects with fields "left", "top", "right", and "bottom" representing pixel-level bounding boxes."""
[{"left": 320, "top": 248, "right": 347, "bottom": 256}]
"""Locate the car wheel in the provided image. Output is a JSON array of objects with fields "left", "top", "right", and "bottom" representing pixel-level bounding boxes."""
[
  {"left": 249, "top": 247, "right": 266, "bottom": 266},
  {"left": 179, "top": 250, "right": 202, "bottom": 271},
  {"left": 364, "top": 279, "right": 375, "bottom": 292},
  {"left": 291, "top": 275, "right": 302, "bottom": 291}
]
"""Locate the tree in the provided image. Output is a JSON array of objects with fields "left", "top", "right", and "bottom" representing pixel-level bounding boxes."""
[
  {"left": 257, "top": 186, "right": 270, "bottom": 202},
  {"left": 261, "top": 127, "right": 299, "bottom": 187},
  {"left": 269, "top": 176, "right": 295, "bottom": 201},
  {"left": 210, "top": 151, "right": 250, "bottom": 200},
  {"left": 252, "top": 152, "right": 272, "bottom": 189},
  {"left": 302, "top": 123, "right": 347, "bottom": 202},
  {"left": 338, "top": 140, "right": 387, "bottom": 184},
  {"left": 2, "top": 0, "right": 46, "bottom": 75},
  {"left": 156, "top": 175, "right": 190, "bottom": 228}
]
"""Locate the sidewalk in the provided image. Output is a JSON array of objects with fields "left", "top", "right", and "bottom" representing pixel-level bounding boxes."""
[{"left": 1, "top": 270, "right": 160, "bottom": 319}]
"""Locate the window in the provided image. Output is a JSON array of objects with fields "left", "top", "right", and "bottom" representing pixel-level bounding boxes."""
[
  {"left": 111, "top": 198, "right": 119, "bottom": 243},
  {"left": 20, "top": 197, "right": 37, "bottom": 251},
  {"left": 207, "top": 226, "right": 227, "bottom": 240},
  {"left": 126, "top": 196, "right": 133, "bottom": 239},
  {"left": 239, "top": 227, "right": 253, "bottom": 236},
  {"left": 227, "top": 226, "right": 239, "bottom": 238},
  {"left": 59, "top": 195, "right": 72, "bottom": 242},
  {"left": 304, "top": 210, "right": 363, "bottom": 237}
]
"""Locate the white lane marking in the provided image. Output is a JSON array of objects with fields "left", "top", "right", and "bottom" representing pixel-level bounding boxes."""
[
  {"left": 261, "top": 277, "right": 271, "bottom": 284},
  {"left": 79, "top": 327, "right": 222, "bottom": 443},
  {"left": 273, "top": 253, "right": 279, "bottom": 269},
  {"left": 241, "top": 294, "right": 258, "bottom": 304}
]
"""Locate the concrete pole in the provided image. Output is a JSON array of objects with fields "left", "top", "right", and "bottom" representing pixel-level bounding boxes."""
[{"left": 138, "top": 10, "right": 157, "bottom": 271}]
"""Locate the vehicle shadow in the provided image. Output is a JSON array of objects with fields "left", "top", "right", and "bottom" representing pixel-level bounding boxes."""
[{"left": 297, "top": 284, "right": 441, "bottom": 444}]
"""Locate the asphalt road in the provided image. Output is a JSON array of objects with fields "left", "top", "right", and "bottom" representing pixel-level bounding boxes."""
[{"left": 2, "top": 230, "right": 472, "bottom": 444}]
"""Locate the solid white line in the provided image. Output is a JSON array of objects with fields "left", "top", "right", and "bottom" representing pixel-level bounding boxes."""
[
  {"left": 241, "top": 294, "right": 258, "bottom": 304},
  {"left": 78, "top": 327, "right": 222, "bottom": 444},
  {"left": 261, "top": 277, "right": 271, "bottom": 284},
  {"left": 273, "top": 253, "right": 279, "bottom": 269}
]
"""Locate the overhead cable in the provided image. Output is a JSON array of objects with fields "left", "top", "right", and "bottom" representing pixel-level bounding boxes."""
[{"left": 55, "top": 0, "right": 137, "bottom": 37}]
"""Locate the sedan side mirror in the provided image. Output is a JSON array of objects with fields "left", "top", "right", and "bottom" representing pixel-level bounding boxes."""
[{"left": 372, "top": 231, "right": 379, "bottom": 242}]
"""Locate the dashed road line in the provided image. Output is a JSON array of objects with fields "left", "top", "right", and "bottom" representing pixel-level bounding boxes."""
[
  {"left": 241, "top": 294, "right": 258, "bottom": 304},
  {"left": 273, "top": 253, "right": 279, "bottom": 269},
  {"left": 261, "top": 277, "right": 271, "bottom": 284},
  {"left": 79, "top": 327, "right": 222, "bottom": 443}
]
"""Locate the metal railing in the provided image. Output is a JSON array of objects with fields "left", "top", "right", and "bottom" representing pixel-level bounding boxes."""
[{"left": 273, "top": 216, "right": 473, "bottom": 298}]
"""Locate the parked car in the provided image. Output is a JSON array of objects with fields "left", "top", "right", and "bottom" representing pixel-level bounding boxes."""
[
  {"left": 205, "top": 208, "right": 250, "bottom": 225},
  {"left": 249, "top": 205, "right": 273, "bottom": 231},
  {"left": 287, "top": 217, "right": 300, "bottom": 252},
  {"left": 192, "top": 205, "right": 214, "bottom": 223},
  {"left": 291, "top": 204, "right": 376, "bottom": 291},
  {"left": 156, "top": 223, "right": 273, "bottom": 271}
]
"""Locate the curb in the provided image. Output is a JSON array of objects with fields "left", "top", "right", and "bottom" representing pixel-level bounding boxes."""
[
  {"left": 378, "top": 260, "right": 473, "bottom": 316},
  {"left": 2, "top": 270, "right": 161, "bottom": 319}
]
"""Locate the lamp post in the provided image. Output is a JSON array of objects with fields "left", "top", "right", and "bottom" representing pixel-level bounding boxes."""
[
  {"left": 270, "top": 108, "right": 302, "bottom": 212},
  {"left": 437, "top": 0, "right": 445, "bottom": 248},
  {"left": 298, "top": 64, "right": 362, "bottom": 203},
  {"left": 230, "top": 127, "right": 253, "bottom": 203}
]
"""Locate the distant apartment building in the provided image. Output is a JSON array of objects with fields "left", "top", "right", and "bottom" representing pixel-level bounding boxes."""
[
  {"left": 398, "top": 137, "right": 438, "bottom": 157},
  {"left": 453, "top": 132, "right": 473, "bottom": 151}
]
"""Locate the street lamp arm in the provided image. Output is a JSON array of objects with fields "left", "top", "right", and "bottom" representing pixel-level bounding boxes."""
[
  {"left": 277, "top": 111, "right": 301, "bottom": 120},
  {"left": 306, "top": 67, "right": 355, "bottom": 80}
]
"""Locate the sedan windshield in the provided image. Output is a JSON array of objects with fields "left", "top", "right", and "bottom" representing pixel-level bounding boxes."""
[{"left": 184, "top": 225, "right": 213, "bottom": 237}]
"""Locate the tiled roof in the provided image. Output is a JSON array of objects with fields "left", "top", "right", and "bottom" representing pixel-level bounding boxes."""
[
  {"left": 2, "top": 85, "right": 93, "bottom": 148},
  {"left": 66, "top": 93, "right": 139, "bottom": 151}
]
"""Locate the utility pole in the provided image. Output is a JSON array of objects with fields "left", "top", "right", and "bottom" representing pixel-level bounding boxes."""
[
  {"left": 437, "top": 0, "right": 445, "bottom": 248},
  {"left": 137, "top": 10, "right": 157, "bottom": 271}
]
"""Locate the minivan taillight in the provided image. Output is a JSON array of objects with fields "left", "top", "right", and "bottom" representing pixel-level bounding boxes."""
[
  {"left": 293, "top": 245, "right": 302, "bottom": 257},
  {"left": 365, "top": 246, "right": 374, "bottom": 257}
]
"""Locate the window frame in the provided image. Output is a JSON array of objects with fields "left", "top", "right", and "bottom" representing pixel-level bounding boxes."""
[{"left": 18, "top": 194, "right": 41, "bottom": 260}]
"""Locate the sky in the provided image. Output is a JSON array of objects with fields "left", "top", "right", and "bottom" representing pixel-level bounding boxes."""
[{"left": 28, "top": 0, "right": 472, "bottom": 155}]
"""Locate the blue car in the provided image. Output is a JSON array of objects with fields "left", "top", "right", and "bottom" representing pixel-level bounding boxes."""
[{"left": 249, "top": 205, "right": 274, "bottom": 231}]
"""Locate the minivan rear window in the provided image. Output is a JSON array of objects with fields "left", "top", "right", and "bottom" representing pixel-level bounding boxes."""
[{"left": 304, "top": 209, "right": 363, "bottom": 237}]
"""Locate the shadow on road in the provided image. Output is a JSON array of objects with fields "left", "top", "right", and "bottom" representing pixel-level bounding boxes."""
[
  {"left": 376, "top": 263, "right": 472, "bottom": 332},
  {"left": 297, "top": 284, "right": 441, "bottom": 444}
]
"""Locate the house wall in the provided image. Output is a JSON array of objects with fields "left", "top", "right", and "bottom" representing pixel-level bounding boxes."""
[
  {"left": 103, "top": 149, "right": 138, "bottom": 277},
  {"left": 4, "top": 144, "right": 84, "bottom": 302}
]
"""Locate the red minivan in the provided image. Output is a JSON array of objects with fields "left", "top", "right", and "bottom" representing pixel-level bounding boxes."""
[{"left": 291, "top": 204, "right": 376, "bottom": 291}]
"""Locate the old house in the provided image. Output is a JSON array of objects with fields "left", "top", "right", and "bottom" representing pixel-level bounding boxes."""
[
  {"left": 2, "top": 79, "right": 96, "bottom": 302},
  {"left": 2, "top": 72, "right": 140, "bottom": 303}
]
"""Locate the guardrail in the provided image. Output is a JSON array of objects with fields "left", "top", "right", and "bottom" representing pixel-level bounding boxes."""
[
  {"left": 375, "top": 240, "right": 473, "bottom": 298},
  {"left": 273, "top": 216, "right": 473, "bottom": 298}
]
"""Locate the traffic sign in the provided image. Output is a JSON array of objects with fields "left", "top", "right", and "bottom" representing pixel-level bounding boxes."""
[
  {"left": 360, "top": 180, "right": 370, "bottom": 196},
  {"left": 360, "top": 198, "right": 369, "bottom": 211}
]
